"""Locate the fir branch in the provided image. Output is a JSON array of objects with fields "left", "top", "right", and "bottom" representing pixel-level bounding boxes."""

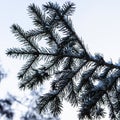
[
  {"left": 65, "top": 80, "right": 78, "bottom": 107},
  {"left": 38, "top": 66, "right": 86, "bottom": 114},
  {"left": 78, "top": 70, "right": 120, "bottom": 119},
  {"left": 28, "top": 3, "right": 45, "bottom": 27},
  {"left": 43, "top": 2, "right": 61, "bottom": 14},
  {"left": 29, "top": 4, "right": 59, "bottom": 46},
  {"left": 105, "top": 92, "right": 116, "bottom": 119},
  {"left": 37, "top": 90, "right": 59, "bottom": 114},
  {"left": 96, "top": 67, "right": 111, "bottom": 79},
  {"left": 18, "top": 55, "right": 39, "bottom": 79},
  {"left": 43, "top": 55, "right": 65, "bottom": 75},
  {"left": 26, "top": 29, "right": 45, "bottom": 39},
  {"left": 19, "top": 69, "right": 49, "bottom": 89},
  {"left": 38, "top": 78, "right": 71, "bottom": 114},
  {"left": 50, "top": 96, "right": 63, "bottom": 116},
  {"left": 7, "top": 2, "right": 120, "bottom": 119},
  {"left": 43, "top": 2, "right": 89, "bottom": 57},
  {"left": 77, "top": 65, "right": 97, "bottom": 92},
  {"left": 35, "top": 50, "right": 86, "bottom": 59},
  {"left": 11, "top": 24, "right": 39, "bottom": 52},
  {"left": 51, "top": 60, "right": 88, "bottom": 94},
  {"left": 6, "top": 48, "right": 39, "bottom": 59},
  {"left": 61, "top": 2, "right": 75, "bottom": 16}
]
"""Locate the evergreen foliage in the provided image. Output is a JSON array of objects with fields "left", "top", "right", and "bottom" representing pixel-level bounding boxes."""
[
  {"left": 6, "top": 2, "right": 120, "bottom": 120},
  {"left": 0, "top": 64, "right": 13, "bottom": 119}
]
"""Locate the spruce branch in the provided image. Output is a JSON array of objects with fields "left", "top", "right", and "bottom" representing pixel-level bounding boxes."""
[
  {"left": 28, "top": 3, "right": 59, "bottom": 46},
  {"left": 18, "top": 55, "right": 39, "bottom": 79},
  {"left": 28, "top": 3, "right": 46, "bottom": 28},
  {"left": 43, "top": 2, "right": 89, "bottom": 57},
  {"left": 105, "top": 92, "right": 116, "bottom": 120},
  {"left": 65, "top": 80, "right": 79, "bottom": 107},
  {"left": 77, "top": 64, "right": 97, "bottom": 92},
  {"left": 61, "top": 2, "right": 75, "bottom": 16},
  {"left": 11, "top": 24, "right": 39, "bottom": 52},
  {"left": 6, "top": 48, "right": 39, "bottom": 59},
  {"left": 7, "top": 2, "right": 120, "bottom": 120},
  {"left": 79, "top": 70, "right": 120, "bottom": 119},
  {"left": 38, "top": 62, "right": 88, "bottom": 114}
]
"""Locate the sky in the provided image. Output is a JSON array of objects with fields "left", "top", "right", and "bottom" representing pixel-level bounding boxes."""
[{"left": 0, "top": 0, "right": 120, "bottom": 120}]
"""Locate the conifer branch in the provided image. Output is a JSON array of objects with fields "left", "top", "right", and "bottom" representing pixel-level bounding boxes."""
[
  {"left": 43, "top": 2, "right": 89, "bottom": 57},
  {"left": 11, "top": 24, "right": 39, "bottom": 52},
  {"left": 28, "top": 4, "right": 59, "bottom": 46},
  {"left": 105, "top": 92, "right": 116, "bottom": 119},
  {"left": 7, "top": 2, "right": 120, "bottom": 119},
  {"left": 6, "top": 48, "right": 39, "bottom": 59},
  {"left": 18, "top": 55, "right": 39, "bottom": 79}
]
